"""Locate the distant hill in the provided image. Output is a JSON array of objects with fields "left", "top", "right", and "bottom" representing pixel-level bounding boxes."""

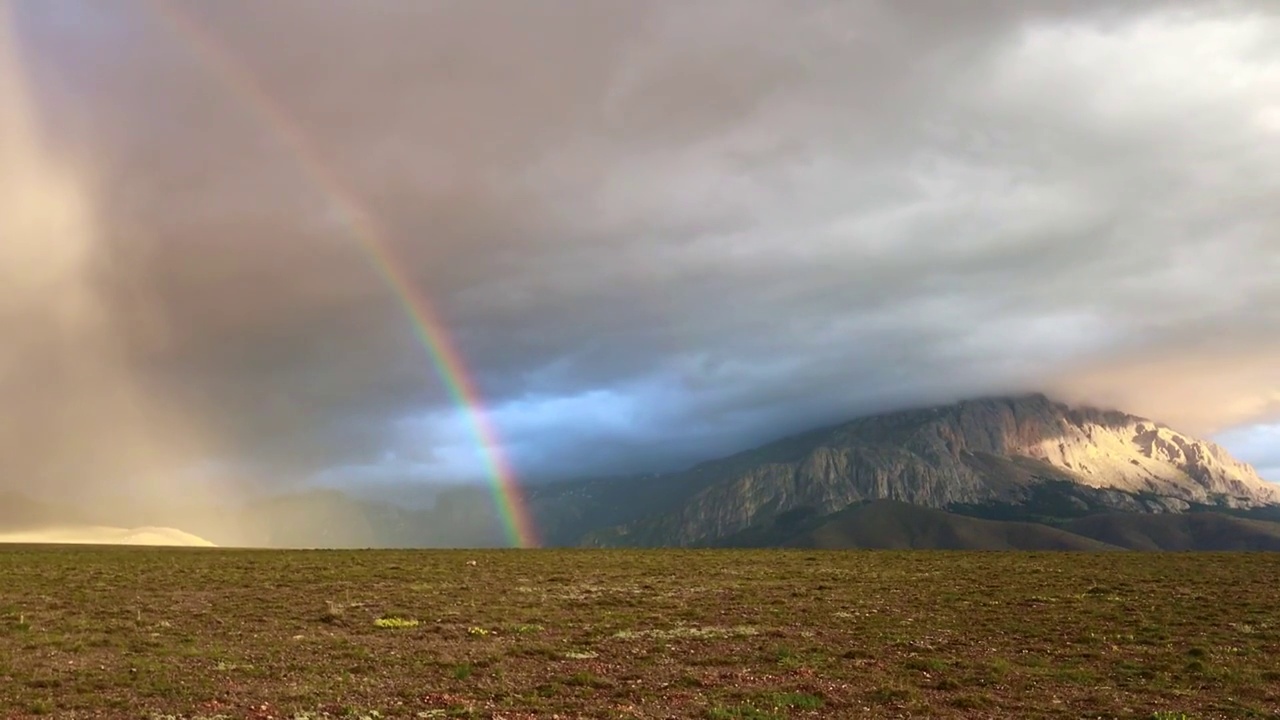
[
  {"left": 562, "top": 394, "right": 1280, "bottom": 548},
  {"left": 0, "top": 525, "right": 216, "bottom": 547},
  {"left": 707, "top": 499, "right": 1280, "bottom": 551},
  {"left": 153, "top": 487, "right": 512, "bottom": 548},
  {"left": 1063, "top": 512, "right": 1280, "bottom": 551},
  {"left": 743, "top": 500, "right": 1119, "bottom": 551},
  {"left": 0, "top": 486, "right": 511, "bottom": 549}
]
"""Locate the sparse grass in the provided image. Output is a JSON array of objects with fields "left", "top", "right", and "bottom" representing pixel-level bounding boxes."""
[{"left": 0, "top": 547, "right": 1278, "bottom": 718}]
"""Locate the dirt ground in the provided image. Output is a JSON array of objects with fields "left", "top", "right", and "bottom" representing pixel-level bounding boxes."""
[{"left": 2, "top": 546, "right": 1277, "bottom": 719}]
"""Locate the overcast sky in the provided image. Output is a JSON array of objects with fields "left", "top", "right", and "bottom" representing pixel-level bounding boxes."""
[{"left": 3, "top": 0, "right": 1278, "bottom": 498}]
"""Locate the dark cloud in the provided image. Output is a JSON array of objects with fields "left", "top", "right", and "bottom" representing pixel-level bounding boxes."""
[{"left": 3, "top": 0, "right": 1279, "bottom": 493}]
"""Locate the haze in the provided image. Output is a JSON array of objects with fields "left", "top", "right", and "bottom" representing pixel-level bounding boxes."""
[{"left": 2, "top": 0, "right": 1278, "bottom": 526}]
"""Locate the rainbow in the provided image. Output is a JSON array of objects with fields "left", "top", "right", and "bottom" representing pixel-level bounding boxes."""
[{"left": 146, "top": 2, "right": 537, "bottom": 548}]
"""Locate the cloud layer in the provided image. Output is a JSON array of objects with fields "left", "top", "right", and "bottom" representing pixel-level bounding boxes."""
[{"left": 4, "top": 0, "right": 1279, "bottom": 493}]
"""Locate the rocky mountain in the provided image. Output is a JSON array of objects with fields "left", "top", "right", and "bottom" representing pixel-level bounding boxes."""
[{"left": 564, "top": 394, "right": 1280, "bottom": 547}]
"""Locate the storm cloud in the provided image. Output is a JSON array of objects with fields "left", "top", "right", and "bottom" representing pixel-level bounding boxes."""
[{"left": 3, "top": 0, "right": 1279, "bottom": 495}]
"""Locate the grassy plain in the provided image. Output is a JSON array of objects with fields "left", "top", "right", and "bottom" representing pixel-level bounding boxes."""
[{"left": 1, "top": 547, "right": 1278, "bottom": 719}]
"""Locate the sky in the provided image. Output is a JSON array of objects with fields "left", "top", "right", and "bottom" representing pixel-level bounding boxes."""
[{"left": 2, "top": 0, "right": 1278, "bottom": 501}]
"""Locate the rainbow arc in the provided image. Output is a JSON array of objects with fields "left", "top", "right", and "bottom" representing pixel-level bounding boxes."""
[{"left": 147, "top": 2, "right": 536, "bottom": 547}]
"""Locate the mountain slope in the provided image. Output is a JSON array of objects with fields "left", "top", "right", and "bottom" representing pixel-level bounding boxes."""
[
  {"left": 783, "top": 501, "right": 1118, "bottom": 551},
  {"left": 708, "top": 499, "right": 1120, "bottom": 550},
  {"left": 1063, "top": 512, "right": 1280, "bottom": 551},
  {"left": 580, "top": 394, "right": 1279, "bottom": 547},
  {"left": 710, "top": 500, "right": 1280, "bottom": 551}
]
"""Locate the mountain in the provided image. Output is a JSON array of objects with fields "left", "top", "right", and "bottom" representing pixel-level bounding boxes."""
[
  {"left": 527, "top": 472, "right": 705, "bottom": 546},
  {"left": 5, "top": 393, "right": 1277, "bottom": 550},
  {"left": 567, "top": 394, "right": 1280, "bottom": 548}
]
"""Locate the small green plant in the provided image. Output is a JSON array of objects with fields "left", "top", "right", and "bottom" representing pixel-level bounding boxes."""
[
  {"left": 766, "top": 692, "right": 823, "bottom": 710},
  {"left": 934, "top": 676, "right": 964, "bottom": 691},
  {"left": 866, "top": 684, "right": 919, "bottom": 704},
  {"left": 949, "top": 693, "right": 994, "bottom": 710},
  {"left": 904, "top": 657, "right": 947, "bottom": 673},
  {"left": 372, "top": 617, "right": 419, "bottom": 629},
  {"left": 452, "top": 663, "right": 473, "bottom": 680},
  {"left": 564, "top": 671, "right": 613, "bottom": 688},
  {"left": 677, "top": 673, "right": 705, "bottom": 688}
]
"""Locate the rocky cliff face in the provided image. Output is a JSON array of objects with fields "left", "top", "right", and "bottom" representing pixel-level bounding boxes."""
[{"left": 584, "top": 394, "right": 1279, "bottom": 547}]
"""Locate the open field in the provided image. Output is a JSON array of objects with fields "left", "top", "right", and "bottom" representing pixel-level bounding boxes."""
[{"left": 2, "top": 548, "right": 1279, "bottom": 719}]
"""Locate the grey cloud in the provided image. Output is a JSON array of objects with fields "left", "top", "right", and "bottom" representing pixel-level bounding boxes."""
[{"left": 3, "top": 0, "right": 1279, "bottom": 492}]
